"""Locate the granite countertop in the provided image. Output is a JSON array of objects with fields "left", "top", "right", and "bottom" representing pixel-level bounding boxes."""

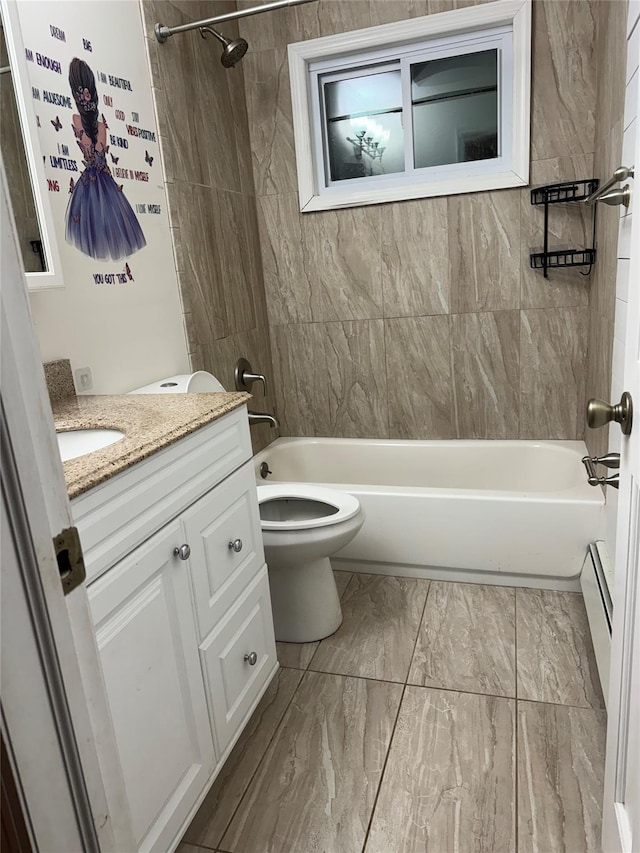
[{"left": 54, "top": 391, "right": 251, "bottom": 499}]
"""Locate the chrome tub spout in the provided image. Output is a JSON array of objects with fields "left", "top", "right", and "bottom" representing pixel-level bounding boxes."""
[{"left": 248, "top": 411, "right": 279, "bottom": 429}]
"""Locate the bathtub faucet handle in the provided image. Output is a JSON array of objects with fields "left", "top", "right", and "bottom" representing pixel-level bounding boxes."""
[{"left": 235, "top": 357, "right": 268, "bottom": 396}]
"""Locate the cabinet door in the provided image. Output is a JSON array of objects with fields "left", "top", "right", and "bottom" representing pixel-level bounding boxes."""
[
  {"left": 181, "top": 462, "right": 265, "bottom": 640},
  {"left": 200, "top": 567, "right": 277, "bottom": 755},
  {"left": 88, "top": 521, "right": 215, "bottom": 853}
]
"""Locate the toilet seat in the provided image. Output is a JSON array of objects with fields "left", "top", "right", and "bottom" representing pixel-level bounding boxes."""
[{"left": 257, "top": 484, "right": 360, "bottom": 531}]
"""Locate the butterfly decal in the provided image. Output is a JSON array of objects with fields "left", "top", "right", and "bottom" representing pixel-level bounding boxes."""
[
  {"left": 117, "top": 184, "right": 124, "bottom": 192},
  {"left": 110, "top": 152, "right": 119, "bottom": 164},
  {"left": 72, "top": 124, "right": 83, "bottom": 140},
  {"left": 69, "top": 177, "right": 75, "bottom": 193},
  {"left": 51, "top": 115, "right": 62, "bottom": 132},
  {"left": 125, "top": 263, "right": 134, "bottom": 281},
  {"left": 36, "top": 115, "right": 41, "bottom": 128},
  {"left": 72, "top": 215, "right": 80, "bottom": 223},
  {"left": 145, "top": 150, "right": 154, "bottom": 167},
  {"left": 101, "top": 113, "right": 109, "bottom": 129}
]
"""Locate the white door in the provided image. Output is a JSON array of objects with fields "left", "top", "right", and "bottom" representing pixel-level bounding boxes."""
[
  {"left": 602, "top": 7, "right": 640, "bottom": 851},
  {"left": 1, "top": 160, "right": 129, "bottom": 849},
  {"left": 88, "top": 521, "right": 216, "bottom": 853}
]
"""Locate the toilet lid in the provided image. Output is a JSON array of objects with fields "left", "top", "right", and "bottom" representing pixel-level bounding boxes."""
[
  {"left": 128, "top": 372, "right": 225, "bottom": 394},
  {"left": 257, "top": 484, "right": 361, "bottom": 531}
]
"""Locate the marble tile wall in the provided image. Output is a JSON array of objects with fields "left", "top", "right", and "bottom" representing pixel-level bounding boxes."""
[
  {"left": 585, "top": 0, "right": 628, "bottom": 459},
  {"left": 242, "top": 0, "right": 600, "bottom": 439},
  {"left": 141, "top": 0, "right": 277, "bottom": 453}
]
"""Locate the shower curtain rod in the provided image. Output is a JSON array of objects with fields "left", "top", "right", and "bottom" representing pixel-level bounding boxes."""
[{"left": 155, "top": 0, "right": 316, "bottom": 43}]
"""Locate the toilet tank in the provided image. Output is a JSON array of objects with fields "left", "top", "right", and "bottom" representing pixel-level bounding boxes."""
[{"left": 129, "top": 371, "right": 225, "bottom": 394}]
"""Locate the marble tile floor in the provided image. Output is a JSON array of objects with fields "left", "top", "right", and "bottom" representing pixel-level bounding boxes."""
[{"left": 181, "top": 573, "right": 606, "bottom": 853}]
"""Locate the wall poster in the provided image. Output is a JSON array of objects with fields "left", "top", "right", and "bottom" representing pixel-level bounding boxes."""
[{"left": 10, "top": 1, "right": 166, "bottom": 289}]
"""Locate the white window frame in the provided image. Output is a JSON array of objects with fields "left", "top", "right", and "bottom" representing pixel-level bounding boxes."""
[{"left": 288, "top": 0, "right": 531, "bottom": 212}]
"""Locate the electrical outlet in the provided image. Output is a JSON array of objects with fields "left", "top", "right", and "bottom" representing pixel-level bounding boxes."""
[{"left": 75, "top": 367, "right": 93, "bottom": 392}]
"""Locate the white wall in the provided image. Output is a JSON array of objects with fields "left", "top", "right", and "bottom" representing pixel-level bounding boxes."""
[{"left": 10, "top": 1, "right": 188, "bottom": 394}]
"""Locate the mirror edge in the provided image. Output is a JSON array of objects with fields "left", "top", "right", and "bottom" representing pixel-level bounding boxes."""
[{"left": 2, "top": 0, "right": 64, "bottom": 290}]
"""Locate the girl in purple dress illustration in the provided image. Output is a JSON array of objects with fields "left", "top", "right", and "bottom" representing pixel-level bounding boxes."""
[{"left": 65, "top": 58, "right": 146, "bottom": 261}]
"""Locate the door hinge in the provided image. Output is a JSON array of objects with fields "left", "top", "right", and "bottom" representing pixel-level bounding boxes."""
[{"left": 53, "top": 526, "right": 86, "bottom": 595}]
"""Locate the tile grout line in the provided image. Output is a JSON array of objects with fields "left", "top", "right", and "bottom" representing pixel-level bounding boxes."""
[
  {"left": 359, "top": 580, "right": 433, "bottom": 853},
  {"left": 360, "top": 683, "right": 407, "bottom": 853},
  {"left": 298, "top": 667, "right": 604, "bottom": 711},
  {"left": 213, "top": 669, "right": 308, "bottom": 853},
  {"left": 304, "top": 666, "right": 517, "bottom": 699}
]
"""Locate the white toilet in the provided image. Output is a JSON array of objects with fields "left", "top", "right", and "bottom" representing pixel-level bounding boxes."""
[
  {"left": 257, "top": 483, "right": 364, "bottom": 643},
  {"left": 129, "top": 372, "right": 364, "bottom": 644}
]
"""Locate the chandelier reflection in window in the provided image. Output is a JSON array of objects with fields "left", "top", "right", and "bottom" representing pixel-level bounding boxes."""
[
  {"left": 346, "top": 117, "right": 390, "bottom": 177},
  {"left": 323, "top": 68, "right": 405, "bottom": 183}
]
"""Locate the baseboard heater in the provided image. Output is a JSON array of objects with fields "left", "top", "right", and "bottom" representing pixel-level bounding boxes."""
[{"left": 580, "top": 541, "right": 612, "bottom": 707}]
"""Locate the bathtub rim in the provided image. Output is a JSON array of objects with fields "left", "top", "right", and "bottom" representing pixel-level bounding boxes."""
[{"left": 253, "top": 436, "right": 604, "bottom": 505}]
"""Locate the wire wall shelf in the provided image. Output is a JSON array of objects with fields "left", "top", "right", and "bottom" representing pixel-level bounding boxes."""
[
  {"left": 529, "top": 178, "right": 599, "bottom": 278},
  {"left": 530, "top": 249, "right": 597, "bottom": 270},
  {"left": 531, "top": 179, "right": 599, "bottom": 205}
]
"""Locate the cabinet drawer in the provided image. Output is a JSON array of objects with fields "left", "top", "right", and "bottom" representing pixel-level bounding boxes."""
[
  {"left": 181, "top": 461, "right": 264, "bottom": 640},
  {"left": 75, "top": 407, "right": 252, "bottom": 584},
  {"left": 200, "top": 567, "right": 276, "bottom": 755}
]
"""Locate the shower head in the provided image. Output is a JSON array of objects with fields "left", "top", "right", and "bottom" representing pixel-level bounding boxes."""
[{"left": 199, "top": 26, "right": 248, "bottom": 68}]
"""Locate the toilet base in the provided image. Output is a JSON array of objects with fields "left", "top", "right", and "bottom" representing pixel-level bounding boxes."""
[{"left": 267, "top": 556, "right": 342, "bottom": 643}]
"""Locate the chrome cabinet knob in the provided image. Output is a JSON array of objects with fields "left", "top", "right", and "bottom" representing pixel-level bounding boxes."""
[
  {"left": 587, "top": 392, "right": 633, "bottom": 435},
  {"left": 173, "top": 544, "right": 191, "bottom": 561},
  {"left": 244, "top": 651, "right": 258, "bottom": 666},
  {"left": 228, "top": 538, "right": 243, "bottom": 553}
]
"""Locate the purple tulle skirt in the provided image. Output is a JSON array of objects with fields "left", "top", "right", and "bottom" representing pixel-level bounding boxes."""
[{"left": 65, "top": 167, "right": 146, "bottom": 261}]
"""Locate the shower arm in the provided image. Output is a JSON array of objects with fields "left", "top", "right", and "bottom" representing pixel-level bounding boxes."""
[{"left": 155, "top": 0, "right": 315, "bottom": 43}]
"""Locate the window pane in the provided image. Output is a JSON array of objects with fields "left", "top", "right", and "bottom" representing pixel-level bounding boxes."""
[
  {"left": 411, "top": 50, "right": 498, "bottom": 170},
  {"left": 326, "top": 113, "right": 405, "bottom": 181},
  {"left": 324, "top": 68, "right": 401, "bottom": 119},
  {"left": 323, "top": 69, "right": 404, "bottom": 182}
]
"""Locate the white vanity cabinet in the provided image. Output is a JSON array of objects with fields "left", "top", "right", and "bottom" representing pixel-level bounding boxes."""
[
  {"left": 89, "top": 521, "right": 215, "bottom": 853},
  {"left": 76, "top": 407, "right": 277, "bottom": 853}
]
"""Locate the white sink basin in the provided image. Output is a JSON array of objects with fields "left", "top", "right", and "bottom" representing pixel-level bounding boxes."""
[{"left": 57, "top": 428, "right": 126, "bottom": 462}]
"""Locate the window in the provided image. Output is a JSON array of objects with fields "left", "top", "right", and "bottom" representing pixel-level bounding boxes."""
[{"left": 288, "top": 0, "right": 531, "bottom": 212}]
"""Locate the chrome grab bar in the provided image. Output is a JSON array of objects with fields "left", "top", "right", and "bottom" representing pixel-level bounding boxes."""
[{"left": 584, "top": 165, "right": 634, "bottom": 206}]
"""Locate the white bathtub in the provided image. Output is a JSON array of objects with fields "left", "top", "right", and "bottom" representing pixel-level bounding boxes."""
[{"left": 253, "top": 438, "right": 605, "bottom": 589}]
